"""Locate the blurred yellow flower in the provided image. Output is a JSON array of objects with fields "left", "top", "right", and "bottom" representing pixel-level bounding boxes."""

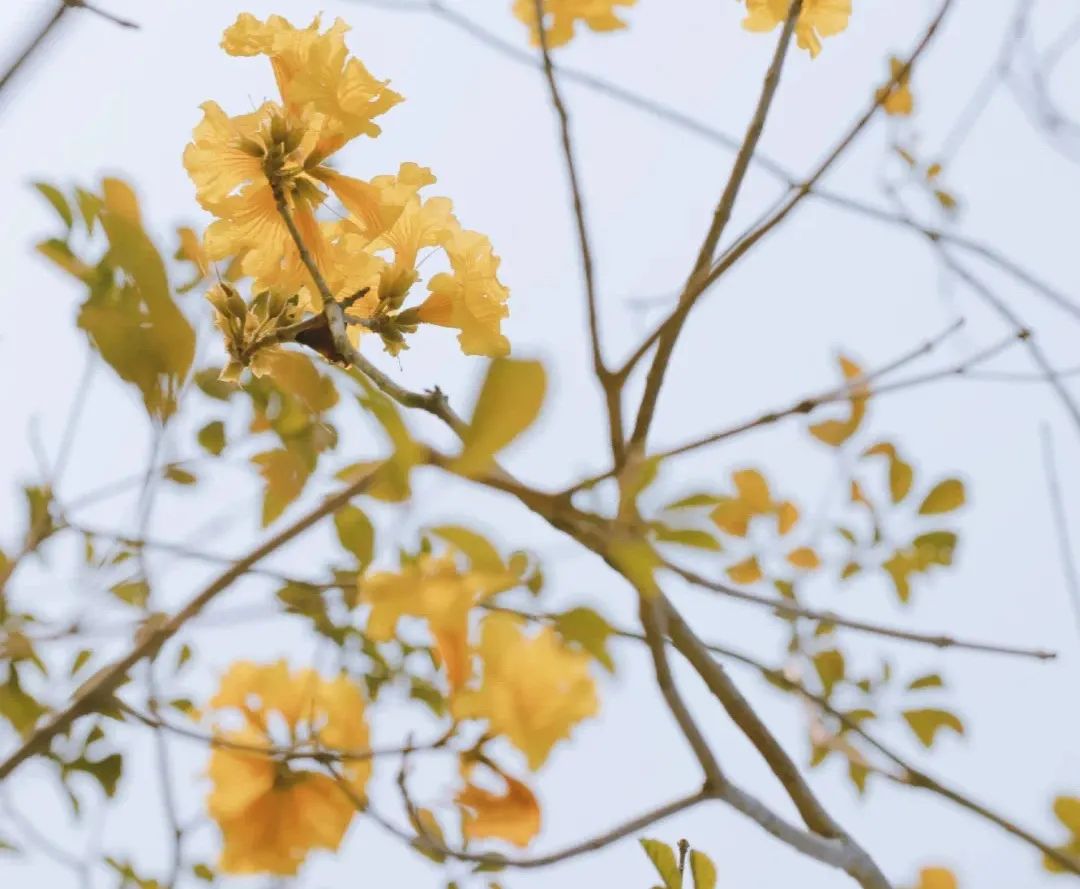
[
  {"left": 358, "top": 552, "right": 520, "bottom": 688},
  {"left": 205, "top": 661, "right": 371, "bottom": 875},
  {"left": 513, "top": 0, "right": 637, "bottom": 48},
  {"left": 742, "top": 0, "right": 851, "bottom": 58},
  {"left": 452, "top": 613, "right": 598, "bottom": 769},
  {"left": 417, "top": 229, "right": 512, "bottom": 357}
]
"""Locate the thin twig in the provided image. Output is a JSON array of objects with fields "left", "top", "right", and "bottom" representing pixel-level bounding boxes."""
[
  {"left": 1040, "top": 424, "right": 1080, "bottom": 645},
  {"left": 0, "top": 1, "right": 136, "bottom": 101},
  {"left": 668, "top": 561, "right": 1056, "bottom": 661},
  {"left": 625, "top": 0, "right": 957, "bottom": 411},
  {"left": 629, "top": 0, "right": 803, "bottom": 453}
]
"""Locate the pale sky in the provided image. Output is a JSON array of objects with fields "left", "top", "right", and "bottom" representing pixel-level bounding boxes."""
[{"left": 1, "top": 0, "right": 1079, "bottom": 887}]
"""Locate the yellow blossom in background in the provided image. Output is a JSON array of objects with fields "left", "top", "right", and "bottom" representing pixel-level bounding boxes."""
[
  {"left": 205, "top": 661, "right": 371, "bottom": 875},
  {"left": 452, "top": 613, "right": 598, "bottom": 769},
  {"left": 877, "top": 56, "right": 915, "bottom": 116},
  {"left": 910, "top": 867, "right": 958, "bottom": 889},
  {"left": 417, "top": 229, "right": 512, "bottom": 357},
  {"left": 742, "top": 0, "right": 851, "bottom": 58},
  {"left": 357, "top": 552, "right": 520, "bottom": 688},
  {"left": 513, "top": 0, "right": 638, "bottom": 48},
  {"left": 456, "top": 759, "right": 542, "bottom": 847}
]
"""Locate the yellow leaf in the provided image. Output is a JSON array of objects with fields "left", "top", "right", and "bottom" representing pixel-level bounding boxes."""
[
  {"left": 453, "top": 359, "right": 546, "bottom": 477},
  {"left": 809, "top": 354, "right": 867, "bottom": 448},
  {"left": 776, "top": 500, "right": 799, "bottom": 534},
  {"left": 733, "top": 468, "right": 771, "bottom": 512},
  {"left": 726, "top": 556, "right": 762, "bottom": 585},
  {"left": 639, "top": 839, "right": 680, "bottom": 889},
  {"left": 786, "top": 547, "right": 821, "bottom": 570},
  {"left": 457, "top": 763, "right": 541, "bottom": 848},
  {"left": 452, "top": 613, "right": 598, "bottom": 770},
  {"left": 690, "top": 849, "right": 718, "bottom": 889},
  {"left": 251, "top": 449, "right": 311, "bottom": 526},
  {"left": 710, "top": 498, "right": 752, "bottom": 536},
  {"left": 918, "top": 479, "right": 966, "bottom": 515}
]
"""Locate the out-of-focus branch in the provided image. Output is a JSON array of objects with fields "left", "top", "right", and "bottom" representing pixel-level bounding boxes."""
[
  {"left": 1040, "top": 424, "right": 1080, "bottom": 645},
  {"left": 0, "top": 1, "right": 137, "bottom": 100},
  {"left": 0, "top": 468, "right": 377, "bottom": 783}
]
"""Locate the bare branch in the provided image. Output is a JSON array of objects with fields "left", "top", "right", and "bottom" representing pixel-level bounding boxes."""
[
  {"left": 667, "top": 561, "right": 1055, "bottom": 661},
  {"left": 629, "top": 0, "right": 803, "bottom": 453}
]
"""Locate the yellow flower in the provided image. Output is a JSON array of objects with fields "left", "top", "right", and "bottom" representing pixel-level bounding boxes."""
[
  {"left": 456, "top": 759, "right": 542, "bottom": 847},
  {"left": 742, "top": 0, "right": 851, "bottom": 58},
  {"left": 416, "top": 229, "right": 511, "bottom": 357},
  {"left": 358, "top": 552, "right": 519, "bottom": 689},
  {"left": 205, "top": 661, "right": 371, "bottom": 875},
  {"left": 221, "top": 13, "right": 403, "bottom": 151},
  {"left": 452, "top": 613, "right": 598, "bottom": 769},
  {"left": 876, "top": 56, "right": 914, "bottom": 116},
  {"left": 514, "top": 0, "right": 637, "bottom": 48}
]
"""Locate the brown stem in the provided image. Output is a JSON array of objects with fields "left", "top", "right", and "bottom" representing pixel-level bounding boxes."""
[{"left": 629, "top": 0, "right": 803, "bottom": 453}]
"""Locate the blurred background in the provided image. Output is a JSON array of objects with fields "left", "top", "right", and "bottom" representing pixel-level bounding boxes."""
[{"left": 1, "top": 0, "right": 1078, "bottom": 886}]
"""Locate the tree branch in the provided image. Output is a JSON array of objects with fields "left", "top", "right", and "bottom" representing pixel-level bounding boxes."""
[
  {"left": 667, "top": 560, "right": 1055, "bottom": 661},
  {"left": 628, "top": 0, "right": 802, "bottom": 453},
  {"left": 0, "top": 468, "right": 376, "bottom": 783}
]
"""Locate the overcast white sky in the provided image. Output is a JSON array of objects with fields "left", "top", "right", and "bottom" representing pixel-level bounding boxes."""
[{"left": 1, "top": 0, "right": 1079, "bottom": 887}]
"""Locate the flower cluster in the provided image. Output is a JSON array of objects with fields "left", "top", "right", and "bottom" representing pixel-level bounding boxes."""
[
  {"left": 185, "top": 14, "right": 510, "bottom": 374},
  {"left": 204, "top": 661, "right": 371, "bottom": 875}
]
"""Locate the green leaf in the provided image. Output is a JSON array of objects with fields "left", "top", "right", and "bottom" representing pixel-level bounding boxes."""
[
  {"left": 650, "top": 523, "right": 722, "bottom": 551},
  {"left": 553, "top": 607, "right": 615, "bottom": 672},
  {"left": 334, "top": 505, "right": 375, "bottom": 569},
  {"left": 0, "top": 670, "right": 46, "bottom": 735},
  {"left": 191, "top": 863, "right": 215, "bottom": 882},
  {"left": 92, "top": 178, "right": 195, "bottom": 418},
  {"left": 453, "top": 358, "right": 546, "bottom": 477},
  {"left": 902, "top": 708, "right": 964, "bottom": 748},
  {"left": 194, "top": 368, "right": 236, "bottom": 401},
  {"left": 640, "top": 838, "right": 681, "bottom": 889},
  {"left": 34, "top": 182, "right": 73, "bottom": 228},
  {"left": 690, "top": 850, "right": 717, "bottom": 889},
  {"left": 907, "top": 673, "right": 944, "bottom": 691},
  {"left": 663, "top": 492, "right": 723, "bottom": 510},
  {"left": 197, "top": 421, "right": 226, "bottom": 456},
  {"left": 429, "top": 525, "right": 503, "bottom": 572},
  {"left": 813, "top": 649, "right": 846, "bottom": 696},
  {"left": 75, "top": 187, "right": 103, "bottom": 233},
  {"left": 70, "top": 649, "right": 93, "bottom": 677},
  {"left": 918, "top": 479, "right": 966, "bottom": 515},
  {"left": 164, "top": 465, "right": 197, "bottom": 485},
  {"left": 109, "top": 579, "right": 150, "bottom": 608},
  {"left": 65, "top": 752, "right": 123, "bottom": 798}
]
